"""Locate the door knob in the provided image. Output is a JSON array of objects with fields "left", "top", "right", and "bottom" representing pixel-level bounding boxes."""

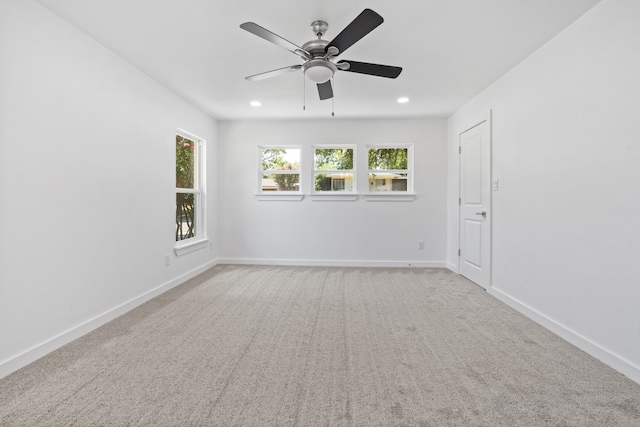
[{"left": 475, "top": 211, "right": 487, "bottom": 217}]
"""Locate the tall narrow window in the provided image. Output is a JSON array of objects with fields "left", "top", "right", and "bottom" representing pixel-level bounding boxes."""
[
  {"left": 367, "top": 146, "right": 412, "bottom": 192},
  {"left": 176, "top": 131, "right": 204, "bottom": 242},
  {"left": 259, "top": 147, "right": 301, "bottom": 192},
  {"left": 313, "top": 146, "right": 355, "bottom": 192}
]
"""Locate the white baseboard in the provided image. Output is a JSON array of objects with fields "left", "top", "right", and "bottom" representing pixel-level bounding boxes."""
[
  {"left": 217, "top": 258, "right": 447, "bottom": 268},
  {"left": 0, "top": 260, "right": 219, "bottom": 380},
  {"left": 446, "top": 262, "right": 458, "bottom": 273},
  {"left": 488, "top": 287, "right": 640, "bottom": 385}
]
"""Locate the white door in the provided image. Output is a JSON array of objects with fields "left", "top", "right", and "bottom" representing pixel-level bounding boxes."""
[{"left": 459, "top": 120, "right": 491, "bottom": 289}]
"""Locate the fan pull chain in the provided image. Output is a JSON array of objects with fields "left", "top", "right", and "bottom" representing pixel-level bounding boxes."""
[
  {"left": 331, "top": 77, "right": 335, "bottom": 117},
  {"left": 302, "top": 74, "right": 306, "bottom": 111}
]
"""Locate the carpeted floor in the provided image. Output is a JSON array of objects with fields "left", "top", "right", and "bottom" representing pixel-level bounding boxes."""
[{"left": 1, "top": 265, "right": 639, "bottom": 426}]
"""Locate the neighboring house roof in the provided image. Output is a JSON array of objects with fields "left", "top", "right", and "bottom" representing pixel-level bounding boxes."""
[
  {"left": 262, "top": 178, "right": 278, "bottom": 190},
  {"left": 368, "top": 172, "right": 406, "bottom": 179},
  {"left": 261, "top": 178, "right": 300, "bottom": 191}
]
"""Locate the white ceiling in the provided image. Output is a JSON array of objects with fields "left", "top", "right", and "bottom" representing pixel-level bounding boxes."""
[{"left": 35, "top": 0, "right": 601, "bottom": 120}]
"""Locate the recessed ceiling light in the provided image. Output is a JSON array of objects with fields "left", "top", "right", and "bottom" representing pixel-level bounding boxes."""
[
  {"left": 250, "top": 101, "right": 262, "bottom": 107},
  {"left": 397, "top": 97, "right": 409, "bottom": 104}
]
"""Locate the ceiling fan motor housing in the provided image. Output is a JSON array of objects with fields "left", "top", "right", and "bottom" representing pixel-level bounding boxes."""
[
  {"left": 301, "top": 39, "right": 329, "bottom": 58},
  {"left": 301, "top": 29, "right": 337, "bottom": 83}
]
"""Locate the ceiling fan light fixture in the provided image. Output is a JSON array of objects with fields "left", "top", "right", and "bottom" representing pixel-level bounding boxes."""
[{"left": 303, "top": 60, "right": 337, "bottom": 84}]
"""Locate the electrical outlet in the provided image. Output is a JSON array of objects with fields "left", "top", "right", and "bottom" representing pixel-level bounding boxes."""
[
  {"left": 164, "top": 254, "right": 170, "bottom": 266},
  {"left": 418, "top": 241, "right": 425, "bottom": 250}
]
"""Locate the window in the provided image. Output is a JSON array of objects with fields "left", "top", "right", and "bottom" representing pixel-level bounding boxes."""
[
  {"left": 259, "top": 147, "right": 301, "bottom": 192},
  {"left": 176, "top": 131, "right": 205, "bottom": 245},
  {"left": 367, "top": 146, "right": 412, "bottom": 192},
  {"left": 313, "top": 146, "right": 355, "bottom": 192},
  {"left": 332, "top": 179, "right": 345, "bottom": 191}
]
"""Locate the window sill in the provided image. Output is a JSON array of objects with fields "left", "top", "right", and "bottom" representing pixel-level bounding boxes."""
[
  {"left": 309, "top": 193, "right": 359, "bottom": 201},
  {"left": 174, "top": 238, "right": 209, "bottom": 257},
  {"left": 255, "top": 193, "right": 304, "bottom": 201},
  {"left": 362, "top": 193, "right": 416, "bottom": 202}
]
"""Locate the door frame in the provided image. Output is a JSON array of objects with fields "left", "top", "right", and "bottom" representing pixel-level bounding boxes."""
[{"left": 458, "top": 110, "right": 492, "bottom": 288}]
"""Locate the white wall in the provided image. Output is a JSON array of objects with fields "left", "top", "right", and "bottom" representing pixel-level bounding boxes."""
[
  {"left": 0, "top": 1, "right": 218, "bottom": 377},
  {"left": 447, "top": 0, "right": 640, "bottom": 382},
  {"left": 218, "top": 118, "right": 447, "bottom": 266}
]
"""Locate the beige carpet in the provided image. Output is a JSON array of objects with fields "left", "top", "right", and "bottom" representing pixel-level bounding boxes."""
[{"left": 1, "top": 265, "right": 639, "bottom": 426}]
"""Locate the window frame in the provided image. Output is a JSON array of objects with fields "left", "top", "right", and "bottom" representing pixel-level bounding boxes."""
[
  {"left": 175, "top": 129, "right": 208, "bottom": 256},
  {"left": 364, "top": 144, "right": 415, "bottom": 201},
  {"left": 256, "top": 145, "right": 303, "bottom": 200},
  {"left": 310, "top": 145, "right": 358, "bottom": 200}
]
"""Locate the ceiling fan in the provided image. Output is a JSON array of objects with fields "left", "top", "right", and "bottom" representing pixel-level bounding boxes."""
[{"left": 240, "top": 9, "right": 402, "bottom": 101}]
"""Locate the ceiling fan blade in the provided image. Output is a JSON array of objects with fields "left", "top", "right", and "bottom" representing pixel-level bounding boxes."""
[
  {"left": 240, "top": 22, "right": 310, "bottom": 59},
  {"left": 326, "top": 9, "right": 383, "bottom": 56},
  {"left": 317, "top": 80, "right": 333, "bottom": 100},
  {"left": 337, "top": 60, "right": 402, "bottom": 79},
  {"left": 245, "top": 65, "right": 302, "bottom": 81}
]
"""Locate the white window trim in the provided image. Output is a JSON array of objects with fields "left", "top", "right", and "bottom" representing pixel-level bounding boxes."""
[
  {"left": 309, "top": 193, "right": 359, "bottom": 201},
  {"left": 257, "top": 145, "right": 302, "bottom": 197},
  {"left": 363, "top": 193, "right": 416, "bottom": 202},
  {"left": 175, "top": 129, "right": 207, "bottom": 255},
  {"left": 365, "top": 144, "right": 415, "bottom": 201},
  {"left": 255, "top": 194, "right": 305, "bottom": 201},
  {"left": 175, "top": 237, "right": 209, "bottom": 256},
  {"left": 311, "top": 145, "right": 357, "bottom": 196}
]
